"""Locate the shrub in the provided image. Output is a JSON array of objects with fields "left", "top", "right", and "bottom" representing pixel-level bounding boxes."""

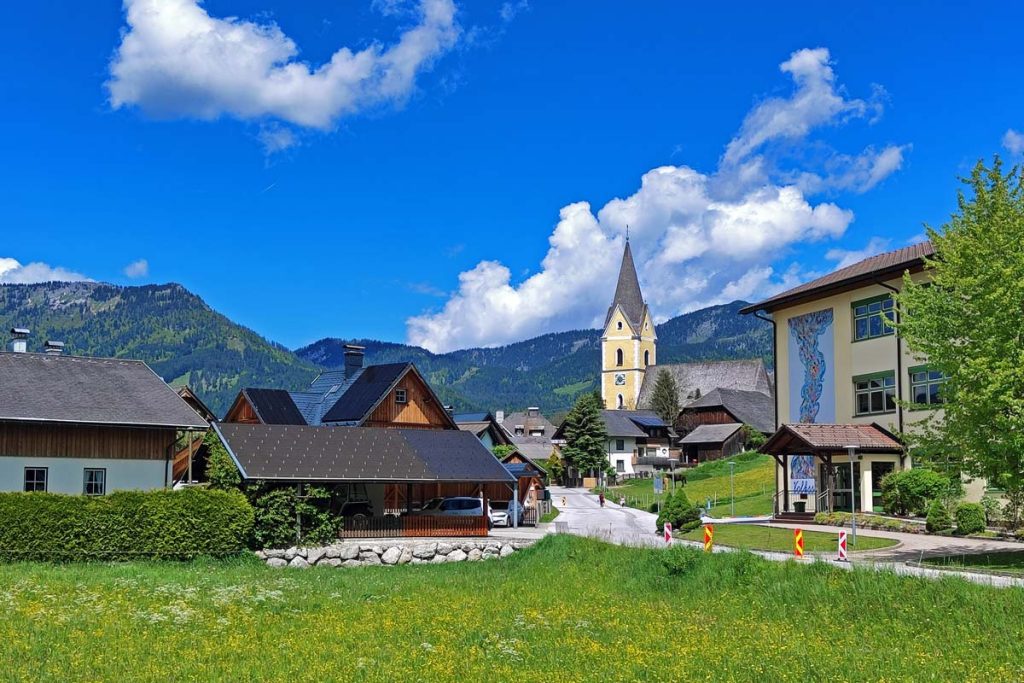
[
  {"left": 925, "top": 498, "right": 952, "bottom": 533},
  {"left": 657, "top": 489, "right": 703, "bottom": 533},
  {"left": 980, "top": 495, "right": 1003, "bottom": 525},
  {"left": 247, "top": 484, "right": 342, "bottom": 549},
  {"left": 881, "top": 469, "right": 951, "bottom": 516},
  {"left": 955, "top": 503, "right": 987, "bottom": 535},
  {"left": 206, "top": 431, "right": 241, "bottom": 491},
  {"left": 0, "top": 488, "right": 254, "bottom": 562},
  {"left": 660, "top": 544, "right": 703, "bottom": 576}
]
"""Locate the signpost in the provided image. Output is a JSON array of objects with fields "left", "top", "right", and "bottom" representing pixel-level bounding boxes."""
[
  {"left": 653, "top": 475, "right": 664, "bottom": 515},
  {"left": 837, "top": 530, "right": 848, "bottom": 562},
  {"left": 664, "top": 522, "right": 673, "bottom": 544},
  {"left": 703, "top": 524, "right": 714, "bottom": 553},
  {"left": 793, "top": 528, "right": 805, "bottom": 558}
]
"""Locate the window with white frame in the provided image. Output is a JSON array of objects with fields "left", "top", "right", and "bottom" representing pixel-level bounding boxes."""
[
  {"left": 84, "top": 468, "right": 106, "bottom": 496},
  {"left": 394, "top": 388, "right": 408, "bottom": 404},
  {"left": 911, "top": 367, "right": 948, "bottom": 406},
  {"left": 24, "top": 467, "right": 47, "bottom": 492},
  {"left": 853, "top": 295, "right": 895, "bottom": 341},
  {"left": 854, "top": 372, "right": 896, "bottom": 415}
]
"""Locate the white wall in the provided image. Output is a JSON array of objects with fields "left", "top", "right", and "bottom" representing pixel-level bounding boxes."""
[
  {"left": 0, "top": 456, "right": 168, "bottom": 494},
  {"left": 607, "top": 437, "right": 636, "bottom": 475}
]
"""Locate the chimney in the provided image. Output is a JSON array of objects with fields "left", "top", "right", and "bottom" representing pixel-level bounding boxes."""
[
  {"left": 44, "top": 340, "right": 64, "bottom": 356},
  {"left": 528, "top": 406, "right": 539, "bottom": 417},
  {"left": 495, "top": 410, "right": 504, "bottom": 424},
  {"left": 7, "top": 328, "right": 29, "bottom": 353},
  {"left": 343, "top": 344, "right": 365, "bottom": 379}
]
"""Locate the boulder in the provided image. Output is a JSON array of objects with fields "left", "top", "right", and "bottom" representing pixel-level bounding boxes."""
[
  {"left": 381, "top": 547, "right": 403, "bottom": 565},
  {"left": 306, "top": 548, "right": 327, "bottom": 565},
  {"left": 398, "top": 547, "right": 413, "bottom": 565},
  {"left": 340, "top": 545, "right": 361, "bottom": 560},
  {"left": 267, "top": 557, "right": 287, "bottom": 568},
  {"left": 413, "top": 543, "right": 437, "bottom": 560},
  {"left": 500, "top": 544, "right": 515, "bottom": 558},
  {"left": 430, "top": 554, "right": 447, "bottom": 564},
  {"left": 325, "top": 546, "right": 341, "bottom": 559},
  {"left": 467, "top": 548, "right": 482, "bottom": 561},
  {"left": 284, "top": 547, "right": 298, "bottom": 561},
  {"left": 447, "top": 549, "right": 468, "bottom": 563},
  {"left": 482, "top": 545, "right": 500, "bottom": 555},
  {"left": 360, "top": 544, "right": 384, "bottom": 555},
  {"left": 264, "top": 549, "right": 286, "bottom": 559},
  {"left": 436, "top": 542, "right": 455, "bottom": 556},
  {"left": 254, "top": 550, "right": 267, "bottom": 560},
  {"left": 461, "top": 542, "right": 476, "bottom": 553},
  {"left": 321, "top": 558, "right": 342, "bottom": 568},
  {"left": 410, "top": 558, "right": 425, "bottom": 565},
  {"left": 360, "top": 551, "right": 383, "bottom": 565},
  {"left": 289, "top": 557, "right": 310, "bottom": 569},
  {"left": 342, "top": 559, "right": 362, "bottom": 568}
]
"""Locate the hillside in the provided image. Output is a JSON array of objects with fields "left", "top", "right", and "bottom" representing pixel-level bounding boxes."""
[
  {"left": 0, "top": 282, "right": 319, "bottom": 415},
  {"left": 296, "top": 300, "right": 771, "bottom": 414}
]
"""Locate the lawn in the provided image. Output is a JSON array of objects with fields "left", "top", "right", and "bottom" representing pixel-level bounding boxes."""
[
  {"left": 606, "top": 452, "right": 775, "bottom": 517},
  {"left": 1, "top": 535, "right": 1021, "bottom": 681},
  {"left": 923, "top": 550, "right": 1024, "bottom": 576},
  {"left": 678, "top": 523, "right": 897, "bottom": 553}
]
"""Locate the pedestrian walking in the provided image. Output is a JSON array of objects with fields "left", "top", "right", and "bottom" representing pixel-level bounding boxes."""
[{"left": 598, "top": 492, "right": 605, "bottom": 507}]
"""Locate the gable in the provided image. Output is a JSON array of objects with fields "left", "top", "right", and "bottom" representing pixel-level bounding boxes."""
[{"left": 364, "top": 370, "right": 455, "bottom": 429}]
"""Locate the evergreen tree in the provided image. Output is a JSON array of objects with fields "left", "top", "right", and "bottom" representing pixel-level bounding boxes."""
[
  {"left": 560, "top": 392, "right": 609, "bottom": 479},
  {"left": 650, "top": 369, "right": 680, "bottom": 424},
  {"left": 896, "top": 158, "right": 1024, "bottom": 494}
]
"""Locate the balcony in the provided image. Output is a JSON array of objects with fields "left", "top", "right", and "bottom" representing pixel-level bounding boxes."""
[{"left": 631, "top": 448, "right": 687, "bottom": 467}]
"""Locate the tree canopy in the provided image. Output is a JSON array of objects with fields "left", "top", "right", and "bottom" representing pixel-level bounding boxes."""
[
  {"left": 560, "top": 392, "right": 609, "bottom": 476},
  {"left": 650, "top": 369, "right": 680, "bottom": 424},
  {"left": 896, "top": 158, "right": 1024, "bottom": 491}
]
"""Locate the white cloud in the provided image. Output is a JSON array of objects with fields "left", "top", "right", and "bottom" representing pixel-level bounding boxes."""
[
  {"left": 123, "top": 259, "right": 149, "bottom": 279},
  {"left": 0, "top": 257, "right": 91, "bottom": 284},
  {"left": 825, "top": 237, "right": 890, "bottom": 270},
  {"left": 107, "top": 0, "right": 460, "bottom": 130},
  {"left": 1004, "top": 129, "right": 1024, "bottom": 155},
  {"left": 406, "top": 47, "right": 908, "bottom": 353},
  {"left": 257, "top": 125, "right": 299, "bottom": 154},
  {"left": 500, "top": 1, "right": 529, "bottom": 22}
]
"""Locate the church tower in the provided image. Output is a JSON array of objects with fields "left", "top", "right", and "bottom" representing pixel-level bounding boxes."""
[{"left": 601, "top": 239, "right": 656, "bottom": 410}]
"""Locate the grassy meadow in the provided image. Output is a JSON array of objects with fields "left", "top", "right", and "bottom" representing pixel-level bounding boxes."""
[
  {"left": 923, "top": 550, "right": 1024, "bottom": 576},
  {"left": 677, "top": 523, "right": 897, "bottom": 553},
  {"left": 1, "top": 535, "right": 1022, "bottom": 681}
]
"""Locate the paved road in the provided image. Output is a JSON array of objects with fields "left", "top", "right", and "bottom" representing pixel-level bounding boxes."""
[{"left": 549, "top": 486, "right": 663, "bottom": 547}]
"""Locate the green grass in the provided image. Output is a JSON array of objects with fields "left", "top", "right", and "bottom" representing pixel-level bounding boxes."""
[
  {"left": 923, "top": 550, "right": 1024, "bottom": 576},
  {"left": 539, "top": 507, "right": 560, "bottom": 523},
  {"left": 0, "top": 536, "right": 1021, "bottom": 681},
  {"left": 678, "top": 523, "right": 897, "bottom": 552},
  {"left": 607, "top": 452, "right": 775, "bottom": 517}
]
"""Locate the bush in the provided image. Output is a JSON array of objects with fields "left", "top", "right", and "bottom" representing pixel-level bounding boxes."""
[
  {"left": 0, "top": 488, "right": 254, "bottom": 562},
  {"left": 925, "top": 498, "right": 952, "bottom": 533},
  {"left": 813, "top": 511, "right": 924, "bottom": 534},
  {"left": 247, "top": 484, "right": 342, "bottom": 549},
  {"left": 656, "top": 489, "right": 703, "bottom": 533},
  {"left": 955, "top": 503, "right": 987, "bottom": 535},
  {"left": 661, "top": 544, "right": 703, "bottom": 576},
  {"left": 881, "top": 469, "right": 951, "bottom": 516},
  {"left": 980, "top": 495, "right": 1003, "bottom": 525}
]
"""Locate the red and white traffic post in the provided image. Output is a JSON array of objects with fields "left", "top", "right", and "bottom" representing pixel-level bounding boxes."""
[
  {"left": 664, "top": 522, "right": 673, "bottom": 544},
  {"left": 837, "top": 530, "right": 848, "bottom": 561}
]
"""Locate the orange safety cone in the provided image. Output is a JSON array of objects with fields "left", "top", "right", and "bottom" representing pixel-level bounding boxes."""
[
  {"left": 703, "top": 524, "right": 714, "bottom": 553},
  {"left": 794, "top": 528, "right": 805, "bottom": 558}
]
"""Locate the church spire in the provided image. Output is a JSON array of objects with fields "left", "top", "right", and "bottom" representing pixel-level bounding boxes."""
[{"left": 605, "top": 239, "right": 646, "bottom": 330}]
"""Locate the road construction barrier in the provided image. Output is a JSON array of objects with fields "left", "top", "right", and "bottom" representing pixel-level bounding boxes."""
[
  {"left": 664, "top": 522, "right": 672, "bottom": 544},
  {"left": 703, "top": 524, "right": 714, "bottom": 552},
  {"left": 838, "top": 530, "right": 848, "bottom": 561},
  {"left": 794, "top": 528, "right": 804, "bottom": 558}
]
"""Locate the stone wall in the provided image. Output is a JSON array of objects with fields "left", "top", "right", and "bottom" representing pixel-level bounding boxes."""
[{"left": 257, "top": 539, "right": 535, "bottom": 568}]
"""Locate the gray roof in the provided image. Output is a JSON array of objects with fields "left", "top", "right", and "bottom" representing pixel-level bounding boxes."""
[
  {"left": 320, "top": 363, "right": 410, "bottom": 424},
  {"left": 684, "top": 388, "right": 775, "bottom": 434},
  {"left": 679, "top": 423, "right": 743, "bottom": 445},
  {"left": 0, "top": 352, "right": 208, "bottom": 429},
  {"left": 599, "top": 410, "right": 649, "bottom": 437},
  {"left": 241, "top": 388, "right": 307, "bottom": 426},
  {"left": 605, "top": 240, "right": 648, "bottom": 330},
  {"left": 214, "top": 423, "right": 515, "bottom": 483},
  {"left": 638, "top": 359, "right": 772, "bottom": 408}
]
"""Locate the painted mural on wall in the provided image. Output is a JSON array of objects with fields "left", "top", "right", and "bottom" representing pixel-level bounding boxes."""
[
  {"left": 790, "top": 455, "right": 817, "bottom": 494},
  {"left": 787, "top": 308, "right": 835, "bottom": 423}
]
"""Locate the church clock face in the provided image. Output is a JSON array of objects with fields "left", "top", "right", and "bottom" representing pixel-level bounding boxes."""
[{"left": 614, "top": 373, "right": 626, "bottom": 386}]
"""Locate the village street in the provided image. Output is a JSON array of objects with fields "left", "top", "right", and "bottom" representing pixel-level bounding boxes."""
[{"left": 549, "top": 485, "right": 661, "bottom": 547}]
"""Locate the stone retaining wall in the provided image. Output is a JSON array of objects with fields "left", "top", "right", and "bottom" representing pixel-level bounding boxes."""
[{"left": 256, "top": 539, "right": 536, "bottom": 568}]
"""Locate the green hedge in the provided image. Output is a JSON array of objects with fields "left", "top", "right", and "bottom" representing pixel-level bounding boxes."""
[
  {"left": 955, "top": 503, "right": 987, "bottom": 535},
  {"left": 0, "top": 488, "right": 254, "bottom": 561}
]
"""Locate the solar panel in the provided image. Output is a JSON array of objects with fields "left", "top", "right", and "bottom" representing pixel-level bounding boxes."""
[{"left": 630, "top": 415, "right": 667, "bottom": 427}]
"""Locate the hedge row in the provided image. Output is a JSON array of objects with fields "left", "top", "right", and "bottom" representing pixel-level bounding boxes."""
[{"left": 0, "top": 488, "right": 254, "bottom": 561}]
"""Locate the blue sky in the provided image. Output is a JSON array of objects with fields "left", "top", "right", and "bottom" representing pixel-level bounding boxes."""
[{"left": 1, "top": 1, "right": 1021, "bottom": 352}]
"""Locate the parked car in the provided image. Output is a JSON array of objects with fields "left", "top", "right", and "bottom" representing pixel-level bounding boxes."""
[
  {"left": 420, "top": 497, "right": 492, "bottom": 528},
  {"left": 489, "top": 500, "right": 525, "bottom": 527},
  {"left": 414, "top": 497, "right": 444, "bottom": 513}
]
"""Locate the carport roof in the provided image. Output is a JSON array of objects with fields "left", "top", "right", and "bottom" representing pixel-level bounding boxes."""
[{"left": 213, "top": 423, "right": 516, "bottom": 483}]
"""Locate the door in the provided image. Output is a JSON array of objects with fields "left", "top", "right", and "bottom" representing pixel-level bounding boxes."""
[
  {"left": 824, "top": 462, "right": 862, "bottom": 512},
  {"left": 871, "top": 462, "right": 894, "bottom": 513}
]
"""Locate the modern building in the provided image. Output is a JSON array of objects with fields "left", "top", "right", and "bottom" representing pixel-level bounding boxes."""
[
  {"left": 601, "top": 240, "right": 656, "bottom": 410},
  {"left": 740, "top": 241, "right": 975, "bottom": 516},
  {"left": 0, "top": 333, "right": 208, "bottom": 494}
]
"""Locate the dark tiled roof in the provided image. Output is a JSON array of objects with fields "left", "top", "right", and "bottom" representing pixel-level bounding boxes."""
[
  {"left": 638, "top": 359, "right": 772, "bottom": 408},
  {"left": 242, "top": 388, "right": 307, "bottom": 426},
  {"left": 599, "top": 410, "right": 655, "bottom": 438},
  {"left": 680, "top": 423, "right": 743, "bottom": 444},
  {"left": 214, "top": 423, "right": 515, "bottom": 483},
  {"left": 741, "top": 241, "right": 935, "bottom": 314},
  {"left": 0, "top": 352, "right": 208, "bottom": 429},
  {"left": 605, "top": 240, "right": 648, "bottom": 330},
  {"left": 504, "top": 462, "right": 542, "bottom": 479},
  {"left": 320, "top": 363, "right": 410, "bottom": 424},
  {"left": 454, "top": 412, "right": 490, "bottom": 422},
  {"left": 761, "top": 423, "right": 903, "bottom": 455},
  {"left": 685, "top": 388, "right": 775, "bottom": 434}
]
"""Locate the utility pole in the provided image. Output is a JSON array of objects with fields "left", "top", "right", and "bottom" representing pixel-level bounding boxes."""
[
  {"left": 846, "top": 446, "right": 858, "bottom": 546},
  {"left": 728, "top": 461, "right": 736, "bottom": 517}
]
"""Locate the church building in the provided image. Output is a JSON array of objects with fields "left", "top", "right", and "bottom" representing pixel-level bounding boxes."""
[{"left": 601, "top": 240, "right": 656, "bottom": 410}]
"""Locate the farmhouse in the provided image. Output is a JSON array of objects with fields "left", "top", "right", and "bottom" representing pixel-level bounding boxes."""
[
  {"left": 497, "top": 407, "right": 557, "bottom": 462},
  {"left": 0, "top": 333, "right": 208, "bottom": 494},
  {"left": 453, "top": 411, "right": 511, "bottom": 449},
  {"left": 741, "top": 241, "right": 981, "bottom": 518},
  {"left": 675, "top": 387, "right": 775, "bottom": 463},
  {"left": 553, "top": 409, "right": 679, "bottom": 480}
]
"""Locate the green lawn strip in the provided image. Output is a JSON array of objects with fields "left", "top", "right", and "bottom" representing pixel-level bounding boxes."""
[
  {"left": 0, "top": 535, "right": 1020, "bottom": 681},
  {"left": 678, "top": 523, "right": 897, "bottom": 553},
  {"left": 922, "top": 550, "right": 1024, "bottom": 576},
  {"left": 539, "top": 507, "right": 560, "bottom": 523}
]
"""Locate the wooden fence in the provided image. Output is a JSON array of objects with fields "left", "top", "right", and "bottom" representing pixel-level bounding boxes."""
[{"left": 340, "top": 515, "right": 489, "bottom": 539}]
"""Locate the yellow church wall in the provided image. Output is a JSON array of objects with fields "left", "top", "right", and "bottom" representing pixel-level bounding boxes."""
[{"left": 601, "top": 306, "right": 656, "bottom": 410}]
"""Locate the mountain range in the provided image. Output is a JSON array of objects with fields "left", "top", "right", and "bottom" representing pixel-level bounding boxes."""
[{"left": 0, "top": 282, "right": 771, "bottom": 417}]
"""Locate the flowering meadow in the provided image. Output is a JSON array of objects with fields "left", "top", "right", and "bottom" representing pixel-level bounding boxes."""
[{"left": 0, "top": 535, "right": 1021, "bottom": 681}]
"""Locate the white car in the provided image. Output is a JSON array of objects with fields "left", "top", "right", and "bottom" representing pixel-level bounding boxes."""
[{"left": 489, "top": 500, "right": 524, "bottom": 527}]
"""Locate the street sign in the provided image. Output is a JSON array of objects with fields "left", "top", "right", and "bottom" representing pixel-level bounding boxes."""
[
  {"left": 653, "top": 476, "right": 664, "bottom": 494},
  {"left": 664, "top": 522, "right": 672, "bottom": 543},
  {"left": 794, "top": 528, "right": 805, "bottom": 558},
  {"left": 703, "top": 524, "right": 714, "bottom": 552},
  {"left": 838, "top": 530, "right": 848, "bottom": 561}
]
